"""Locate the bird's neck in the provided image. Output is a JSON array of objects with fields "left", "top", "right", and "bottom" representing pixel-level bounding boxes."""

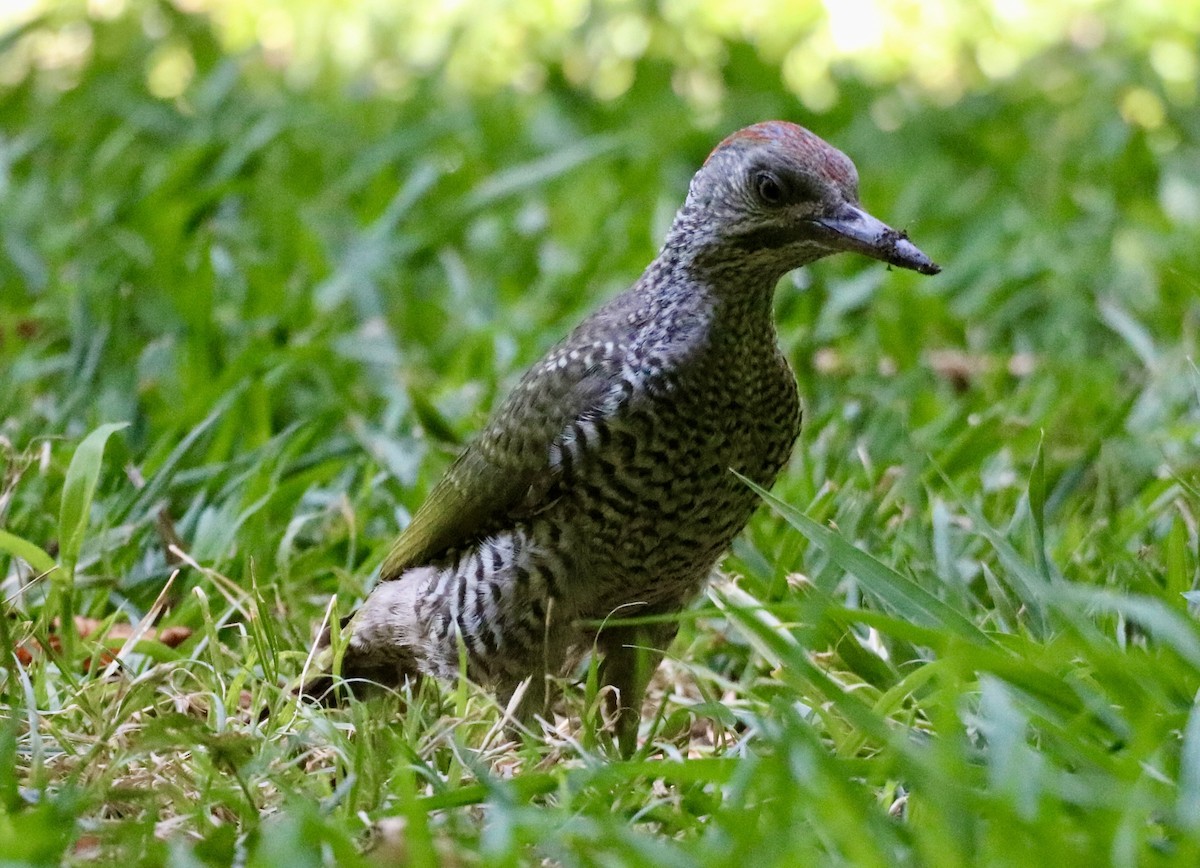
[{"left": 646, "top": 244, "right": 798, "bottom": 342}]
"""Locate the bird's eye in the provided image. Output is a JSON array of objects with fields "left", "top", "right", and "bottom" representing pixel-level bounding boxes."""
[{"left": 754, "top": 172, "right": 785, "bottom": 206}]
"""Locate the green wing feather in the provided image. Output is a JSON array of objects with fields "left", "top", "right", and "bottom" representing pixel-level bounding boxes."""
[
  {"left": 380, "top": 360, "right": 616, "bottom": 579},
  {"left": 379, "top": 448, "right": 526, "bottom": 578}
]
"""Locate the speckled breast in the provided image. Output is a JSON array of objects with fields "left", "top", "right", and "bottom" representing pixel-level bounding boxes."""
[{"left": 562, "top": 345, "right": 801, "bottom": 618}]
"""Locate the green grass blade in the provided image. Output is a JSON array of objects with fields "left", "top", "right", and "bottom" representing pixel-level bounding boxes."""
[
  {"left": 57, "top": 421, "right": 129, "bottom": 582},
  {"left": 0, "top": 529, "right": 57, "bottom": 579},
  {"left": 936, "top": 466, "right": 1050, "bottom": 637},
  {"left": 1028, "top": 435, "right": 1053, "bottom": 585},
  {"left": 739, "top": 474, "right": 990, "bottom": 645},
  {"left": 1178, "top": 694, "right": 1200, "bottom": 831},
  {"left": 1060, "top": 586, "right": 1200, "bottom": 670}
]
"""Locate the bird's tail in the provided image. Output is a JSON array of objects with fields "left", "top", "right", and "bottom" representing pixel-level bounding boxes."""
[
  {"left": 298, "top": 647, "right": 423, "bottom": 704},
  {"left": 260, "top": 612, "right": 422, "bottom": 720},
  {"left": 263, "top": 576, "right": 431, "bottom": 720}
]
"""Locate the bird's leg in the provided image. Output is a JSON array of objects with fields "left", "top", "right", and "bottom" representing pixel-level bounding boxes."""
[{"left": 597, "top": 621, "right": 678, "bottom": 757}]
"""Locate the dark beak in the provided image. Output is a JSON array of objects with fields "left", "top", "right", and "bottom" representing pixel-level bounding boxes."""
[{"left": 813, "top": 203, "right": 940, "bottom": 275}]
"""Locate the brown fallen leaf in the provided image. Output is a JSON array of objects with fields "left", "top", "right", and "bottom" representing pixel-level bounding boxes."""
[
  {"left": 68, "top": 617, "right": 192, "bottom": 648},
  {"left": 12, "top": 618, "right": 193, "bottom": 670}
]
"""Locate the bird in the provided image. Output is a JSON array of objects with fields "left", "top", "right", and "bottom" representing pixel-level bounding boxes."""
[{"left": 298, "top": 121, "right": 939, "bottom": 752}]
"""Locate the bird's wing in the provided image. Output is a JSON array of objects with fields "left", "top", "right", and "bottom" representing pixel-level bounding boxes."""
[{"left": 379, "top": 353, "right": 622, "bottom": 580}]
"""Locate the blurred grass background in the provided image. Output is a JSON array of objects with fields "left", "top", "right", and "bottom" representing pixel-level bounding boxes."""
[{"left": 1, "top": 0, "right": 1199, "bottom": 865}]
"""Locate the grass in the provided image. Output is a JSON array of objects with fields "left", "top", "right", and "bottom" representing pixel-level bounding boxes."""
[{"left": 2, "top": 3, "right": 1199, "bottom": 865}]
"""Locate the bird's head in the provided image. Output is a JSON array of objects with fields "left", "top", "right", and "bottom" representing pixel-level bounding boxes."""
[{"left": 673, "top": 121, "right": 939, "bottom": 279}]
